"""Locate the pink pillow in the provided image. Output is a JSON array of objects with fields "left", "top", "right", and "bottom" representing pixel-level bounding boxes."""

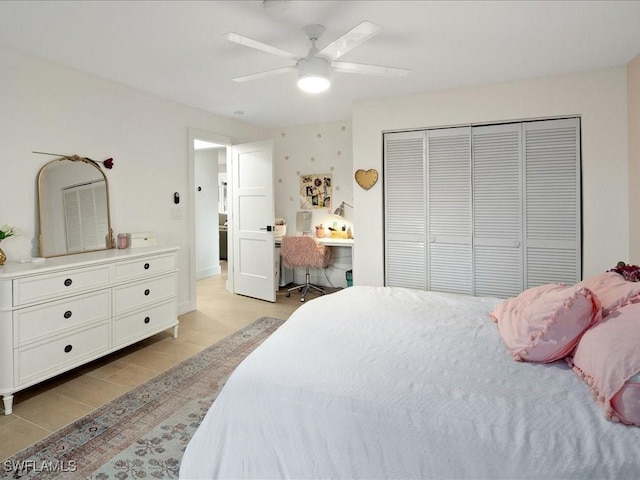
[
  {"left": 569, "top": 302, "right": 640, "bottom": 426},
  {"left": 492, "top": 283, "right": 601, "bottom": 363},
  {"left": 611, "top": 382, "right": 640, "bottom": 426},
  {"left": 576, "top": 271, "right": 640, "bottom": 316}
]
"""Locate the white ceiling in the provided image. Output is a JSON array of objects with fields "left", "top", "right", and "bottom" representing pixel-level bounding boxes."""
[{"left": 1, "top": 0, "right": 639, "bottom": 129}]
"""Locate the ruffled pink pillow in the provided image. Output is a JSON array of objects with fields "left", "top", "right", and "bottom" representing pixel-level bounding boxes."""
[
  {"left": 492, "top": 283, "right": 602, "bottom": 363},
  {"left": 611, "top": 382, "right": 640, "bottom": 426},
  {"left": 576, "top": 271, "right": 640, "bottom": 316},
  {"left": 569, "top": 302, "right": 640, "bottom": 426}
]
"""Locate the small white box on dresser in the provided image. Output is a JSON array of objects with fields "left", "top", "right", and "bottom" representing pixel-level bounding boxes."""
[{"left": 127, "top": 232, "right": 157, "bottom": 248}]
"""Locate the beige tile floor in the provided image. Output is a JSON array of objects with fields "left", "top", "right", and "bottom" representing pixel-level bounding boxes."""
[{"left": 0, "top": 265, "right": 321, "bottom": 461}]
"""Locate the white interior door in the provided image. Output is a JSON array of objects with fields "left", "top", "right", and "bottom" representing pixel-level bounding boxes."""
[{"left": 231, "top": 140, "right": 276, "bottom": 302}]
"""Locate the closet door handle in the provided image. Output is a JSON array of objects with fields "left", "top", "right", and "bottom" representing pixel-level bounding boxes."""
[
  {"left": 513, "top": 241, "right": 521, "bottom": 247},
  {"left": 429, "top": 237, "right": 436, "bottom": 243}
]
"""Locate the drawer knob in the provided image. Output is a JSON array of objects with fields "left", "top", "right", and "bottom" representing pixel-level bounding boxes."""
[
  {"left": 144, "top": 316, "right": 151, "bottom": 324},
  {"left": 144, "top": 289, "right": 150, "bottom": 296},
  {"left": 144, "top": 263, "right": 150, "bottom": 270},
  {"left": 64, "top": 310, "right": 72, "bottom": 319},
  {"left": 64, "top": 345, "right": 73, "bottom": 353},
  {"left": 64, "top": 278, "right": 73, "bottom": 287}
]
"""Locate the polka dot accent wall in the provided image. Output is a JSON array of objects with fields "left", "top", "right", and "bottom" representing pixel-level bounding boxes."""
[{"left": 272, "top": 121, "right": 353, "bottom": 234}]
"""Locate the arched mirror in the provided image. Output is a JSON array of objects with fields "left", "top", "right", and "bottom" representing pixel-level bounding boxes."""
[{"left": 37, "top": 155, "right": 113, "bottom": 257}]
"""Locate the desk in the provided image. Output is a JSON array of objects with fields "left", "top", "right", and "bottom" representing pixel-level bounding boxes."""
[
  {"left": 276, "top": 237, "right": 354, "bottom": 248},
  {"left": 316, "top": 238, "right": 355, "bottom": 248},
  {"left": 275, "top": 237, "right": 355, "bottom": 288}
]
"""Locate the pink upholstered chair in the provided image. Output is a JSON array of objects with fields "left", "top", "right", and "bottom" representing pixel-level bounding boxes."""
[{"left": 280, "top": 235, "right": 333, "bottom": 302}]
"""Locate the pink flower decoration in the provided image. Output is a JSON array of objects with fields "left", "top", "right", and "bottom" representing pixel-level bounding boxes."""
[{"left": 103, "top": 158, "right": 114, "bottom": 169}]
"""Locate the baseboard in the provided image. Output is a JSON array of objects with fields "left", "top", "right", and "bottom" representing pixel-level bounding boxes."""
[
  {"left": 197, "top": 265, "right": 221, "bottom": 280},
  {"left": 178, "top": 300, "right": 194, "bottom": 316}
]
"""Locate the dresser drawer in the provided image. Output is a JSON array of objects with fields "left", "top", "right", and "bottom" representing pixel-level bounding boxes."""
[
  {"left": 113, "top": 273, "right": 176, "bottom": 314},
  {"left": 14, "top": 290, "right": 111, "bottom": 346},
  {"left": 16, "top": 322, "right": 110, "bottom": 386},
  {"left": 114, "top": 254, "right": 176, "bottom": 283},
  {"left": 13, "top": 265, "right": 111, "bottom": 306},
  {"left": 114, "top": 300, "right": 177, "bottom": 346}
]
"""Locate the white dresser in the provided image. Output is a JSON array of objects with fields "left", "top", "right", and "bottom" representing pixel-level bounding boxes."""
[{"left": 0, "top": 246, "right": 179, "bottom": 415}]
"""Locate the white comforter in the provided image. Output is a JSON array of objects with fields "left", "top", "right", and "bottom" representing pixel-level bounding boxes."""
[{"left": 180, "top": 286, "right": 640, "bottom": 479}]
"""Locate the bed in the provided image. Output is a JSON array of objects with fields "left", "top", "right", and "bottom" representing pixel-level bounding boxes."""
[{"left": 179, "top": 285, "right": 640, "bottom": 479}]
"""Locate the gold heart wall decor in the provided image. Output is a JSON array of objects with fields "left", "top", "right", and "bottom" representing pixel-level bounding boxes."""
[{"left": 355, "top": 169, "right": 378, "bottom": 190}]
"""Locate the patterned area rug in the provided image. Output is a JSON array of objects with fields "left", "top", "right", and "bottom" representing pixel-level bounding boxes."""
[{"left": 3, "top": 316, "right": 285, "bottom": 480}]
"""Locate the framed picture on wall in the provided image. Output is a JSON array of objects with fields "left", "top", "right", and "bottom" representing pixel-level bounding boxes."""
[{"left": 300, "top": 174, "right": 332, "bottom": 209}]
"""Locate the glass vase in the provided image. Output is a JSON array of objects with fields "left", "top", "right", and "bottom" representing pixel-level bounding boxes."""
[{"left": 0, "top": 246, "right": 5, "bottom": 266}]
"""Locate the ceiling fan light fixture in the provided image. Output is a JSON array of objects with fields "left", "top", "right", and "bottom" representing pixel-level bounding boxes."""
[{"left": 297, "top": 57, "right": 330, "bottom": 94}]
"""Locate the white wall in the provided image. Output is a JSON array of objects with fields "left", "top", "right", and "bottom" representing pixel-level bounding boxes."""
[
  {"left": 217, "top": 149, "right": 228, "bottom": 213},
  {"left": 0, "top": 46, "right": 267, "bottom": 313},
  {"left": 352, "top": 67, "right": 629, "bottom": 286},
  {"left": 195, "top": 148, "right": 221, "bottom": 279},
  {"left": 271, "top": 121, "right": 353, "bottom": 288}
]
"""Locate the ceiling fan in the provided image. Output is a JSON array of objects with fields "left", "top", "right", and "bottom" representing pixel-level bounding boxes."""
[{"left": 223, "top": 21, "right": 410, "bottom": 94}]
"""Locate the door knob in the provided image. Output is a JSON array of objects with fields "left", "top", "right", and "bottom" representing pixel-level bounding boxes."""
[{"left": 260, "top": 225, "right": 274, "bottom": 232}]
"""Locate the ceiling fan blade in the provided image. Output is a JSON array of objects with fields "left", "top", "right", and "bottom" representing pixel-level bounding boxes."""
[
  {"left": 317, "top": 21, "right": 383, "bottom": 61},
  {"left": 332, "top": 61, "right": 410, "bottom": 77},
  {"left": 232, "top": 66, "right": 296, "bottom": 83},
  {"left": 224, "top": 32, "right": 300, "bottom": 61}
]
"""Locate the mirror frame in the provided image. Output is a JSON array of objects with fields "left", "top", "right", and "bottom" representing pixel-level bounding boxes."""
[{"left": 37, "top": 155, "right": 114, "bottom": 258}]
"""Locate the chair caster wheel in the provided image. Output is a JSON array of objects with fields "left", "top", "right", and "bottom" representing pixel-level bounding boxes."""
[
  {"left": 286, "top": 292, "right": 290, "bottom": 297},
  {"left": 300, "top": 298, "right": 305, "bottom": 302}
]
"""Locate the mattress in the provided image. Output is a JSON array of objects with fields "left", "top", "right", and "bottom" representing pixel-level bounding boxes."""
[{"left": 180, "top": 286, "right": 640, "bottom": 479}]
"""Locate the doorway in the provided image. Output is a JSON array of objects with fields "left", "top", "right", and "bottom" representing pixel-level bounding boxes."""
[
  {"left": 194, "top": 142, "right": 226, "bottom": 279},
  {"left": 188, "top": 128, "right": 232, "bottom": 312}
]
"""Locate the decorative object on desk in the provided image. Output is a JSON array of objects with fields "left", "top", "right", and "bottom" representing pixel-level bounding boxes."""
[
  {"left": 300, "top": 173, "right": 332, "bottom": 209},
  {"left": 315, "top": 224, "right": 325, "bottom": 238},
  {"left": 296, "top": 211, "right": 312, "bottom": 235},
  {"left": 0, "top": 224, "right": 21, "bottom": 265},
  {"left": 333, "top": 201, "right": 353, "bottom": 218},
  {"left": 355, "top": 168, "right": 378, "bottom": 190},
  {"left": 330, "top": 230, "right": 349, "bottom": 239},
  {"left": 275, "top": 217, "right": 287, "bottom": 238}
]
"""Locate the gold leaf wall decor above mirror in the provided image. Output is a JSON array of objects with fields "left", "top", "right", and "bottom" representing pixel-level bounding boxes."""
[
  {"left": 36, "top": 153, "right": 114, "bottom": 257},
  {"left": 355, "top": 169, "right": 378, "bottom": 190}
]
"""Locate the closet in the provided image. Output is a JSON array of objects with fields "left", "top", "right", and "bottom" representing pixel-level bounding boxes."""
[{"left": 384, "top": 117, "right": 581, "bottom": 298}]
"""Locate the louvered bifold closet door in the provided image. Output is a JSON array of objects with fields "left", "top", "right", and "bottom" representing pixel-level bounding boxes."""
[
  {"left": 524, "top": 118, "right": 581, "bottom": 287},
  {"left": 427, "top": 127, "right": 472, "bottom": 294},
  {"left": 384, "top": 131, "right": 427, "bottom": 289},
  {"left": 472, "top": 124, "right": 523, "bottom": 298}
]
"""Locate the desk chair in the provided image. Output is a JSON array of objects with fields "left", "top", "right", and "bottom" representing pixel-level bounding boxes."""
[{"left": 280, "top": 235, "right": 333, "bottom": 302}]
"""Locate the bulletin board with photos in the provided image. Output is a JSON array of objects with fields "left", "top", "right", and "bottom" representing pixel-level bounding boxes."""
[{"left": 300, "top": 174, "right": 331, "bottom": 210}]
